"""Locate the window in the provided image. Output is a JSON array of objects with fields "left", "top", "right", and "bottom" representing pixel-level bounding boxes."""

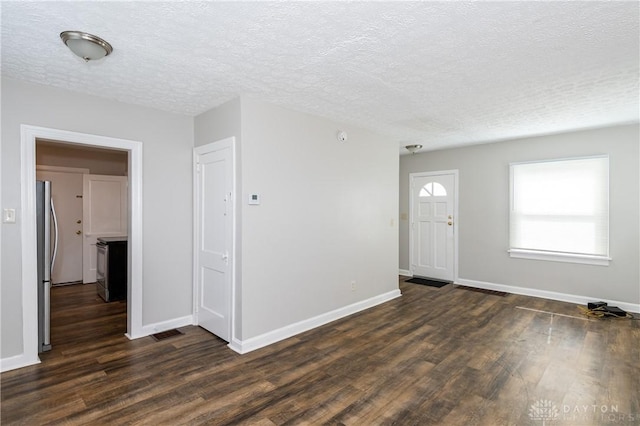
[
  {"left": 509, "top": 156, "right": 609, "bottom": 265},
  {"left": 419, "top": 182, "right": 447, "bottom": 197}
]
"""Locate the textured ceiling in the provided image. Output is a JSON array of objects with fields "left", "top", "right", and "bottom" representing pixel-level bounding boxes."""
[{"left": 2, "top": 1, "right": 638, "bottom": 153}]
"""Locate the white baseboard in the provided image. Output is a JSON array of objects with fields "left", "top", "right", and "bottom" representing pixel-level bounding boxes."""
[
  {"left": 399, "top": 269, "right": 412, "bottom": 277},
  {"left": 228, "top": 289, "right": 402, "bottom": 355},
  {"left": 0, "top": 353, "right": 41, "bottom": 373},
  {"left": 455, "top": 278, "right": 640, "bottom": 314},
  {"left": 137, "top": 315, "right": 194, "bottom": 338}
]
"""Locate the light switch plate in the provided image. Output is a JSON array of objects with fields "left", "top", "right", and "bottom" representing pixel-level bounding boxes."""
[{"left": 3, "top": 208, "right": 16, "bottom": 223}]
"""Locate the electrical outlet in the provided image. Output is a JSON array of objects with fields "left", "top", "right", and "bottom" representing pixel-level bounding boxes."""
[
  {"left": 351, "top": 281, "right": 356, "bottom": 291},
  {"left": 3, "top": 208, "right": 16, "bottom": 223}
]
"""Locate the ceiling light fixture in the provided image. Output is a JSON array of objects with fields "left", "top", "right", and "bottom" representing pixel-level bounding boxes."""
[
  {"left": 60, "top": 31, "right": 113, "bottom": 62},
  {"left": 405, "top": 144, "right": 423, "bottom": 154}
]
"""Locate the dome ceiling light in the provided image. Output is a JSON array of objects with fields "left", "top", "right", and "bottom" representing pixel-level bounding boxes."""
[
  {"left": 405, "top": 144, "right": 423, "bottom": 154},
  {"left": 60, "top": 31, "right": 113, "bottom": 62}
]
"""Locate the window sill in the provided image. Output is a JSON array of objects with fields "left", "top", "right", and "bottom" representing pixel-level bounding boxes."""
[{"left": 508, "top": 249, "right": 610, "bottom": 266}]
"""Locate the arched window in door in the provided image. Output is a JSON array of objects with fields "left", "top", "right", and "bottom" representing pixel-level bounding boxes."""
[{"left": 419, "top": 182, "right": 447, "bottom": 197}]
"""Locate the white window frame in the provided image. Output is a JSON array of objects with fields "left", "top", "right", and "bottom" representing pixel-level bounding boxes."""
[{"left": 508, "top": 155, "right": 611, "bottom": 266}]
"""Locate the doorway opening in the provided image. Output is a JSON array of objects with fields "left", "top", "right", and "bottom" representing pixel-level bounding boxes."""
[
  {"left": 21, "top": 125, "right": 143, "bottom": 367},
  {"left": 35, "top": 140, "right": 129, "bottom": 351}
]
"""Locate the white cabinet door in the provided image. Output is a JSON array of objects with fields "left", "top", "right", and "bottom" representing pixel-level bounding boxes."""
[{"left": 82, "top": 175, "right": 128, "bottom": 283}]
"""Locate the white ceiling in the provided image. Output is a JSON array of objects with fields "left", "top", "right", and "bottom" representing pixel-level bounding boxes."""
[{"left": 2, "top": 1, "right": 638, "bottom": 153}]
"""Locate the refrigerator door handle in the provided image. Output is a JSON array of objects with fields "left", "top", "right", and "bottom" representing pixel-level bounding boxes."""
[
  {"left": 50, "top": 198, "right": 59, "bottom": 275},
  {"left": 43, "top": 183, "right": 51, "bottom": 283}
]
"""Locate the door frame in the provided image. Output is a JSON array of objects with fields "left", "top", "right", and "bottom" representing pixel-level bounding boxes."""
[
  {"left": 409, "top": 170, "right": 460, "bottom": 282},
  {"left": 192, "top": 137, "right": 237, "bottom": 344},
  {"left": 20, "top": 125, "right": 143, "bottom": 368}
]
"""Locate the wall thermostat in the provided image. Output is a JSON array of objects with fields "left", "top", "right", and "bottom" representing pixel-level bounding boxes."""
[{"left": 248, "top": 194, "right": 260, "bottom": 205}]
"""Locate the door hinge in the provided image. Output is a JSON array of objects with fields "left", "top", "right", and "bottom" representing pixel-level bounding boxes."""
[{"left": 195, "top": 162, "right": 201, "bottom": 173}]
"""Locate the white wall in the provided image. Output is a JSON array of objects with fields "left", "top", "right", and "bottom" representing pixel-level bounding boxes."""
[
  {"left": 1, "top": 77, "right": 194, "bottom": 359},
  {"left": 400, "top": 124, "right": 640, "bottom": 306},
  {"left": 194, "top": 97, "right": 242, "bottom": 148},
  {"left": 239, "top": 98, "right": 399, "bottom": 339}
]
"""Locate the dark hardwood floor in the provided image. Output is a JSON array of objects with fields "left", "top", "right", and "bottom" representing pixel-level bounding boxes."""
[{"left": 2, "top": 279, "right": 638, "bottom": 425}]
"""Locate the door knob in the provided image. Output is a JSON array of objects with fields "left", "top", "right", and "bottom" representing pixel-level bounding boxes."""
[
  {"left": 448, "top": 222, "right": 453, "bottom": 226},
  {"left": 77, "top": 219, "right": 82, "bottom": 224},
  {"left": 76, "top": 230, "right": 82, "bottom": 235}
]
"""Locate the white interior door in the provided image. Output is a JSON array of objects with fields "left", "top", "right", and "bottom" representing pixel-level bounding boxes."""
[
  {"left": 83, "top": 175, "right": 128, "bottom": 283},
  {"left": 36, "top": 169, "right": 86, "bottom": 285},
  {"left": 194, "top": 139, "right": 234, "bottom": 342},
  {"left": 410, "top": 172, "right": 456, "bottom": 281}
]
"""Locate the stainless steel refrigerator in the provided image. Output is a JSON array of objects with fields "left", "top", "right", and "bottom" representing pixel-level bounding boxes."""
[{"left": 36, "top": 180, "right": 58, "bottom": 352}]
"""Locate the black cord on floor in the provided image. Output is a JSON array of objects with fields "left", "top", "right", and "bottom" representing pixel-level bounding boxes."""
[{"left": 577, "top": 305, "right": 637, "bottom": 320}]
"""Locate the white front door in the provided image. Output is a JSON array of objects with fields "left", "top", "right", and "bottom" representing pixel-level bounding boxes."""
[
  {"left": 36, "top": 169, "right": 86, "bottom": 285},
  {"left": 194, "top": 138, "right": 235, "bottom": 342},
  {"left": 410, "top": 171, "right": 457, "bottom": 281},
  {"left": 82, "top": 175, "right": 128, "bottom": 283}
]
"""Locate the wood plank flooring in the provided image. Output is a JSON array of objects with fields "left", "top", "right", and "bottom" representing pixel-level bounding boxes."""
[{"left": 2, "top": 279, "right": 639, "bottom": 425}]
